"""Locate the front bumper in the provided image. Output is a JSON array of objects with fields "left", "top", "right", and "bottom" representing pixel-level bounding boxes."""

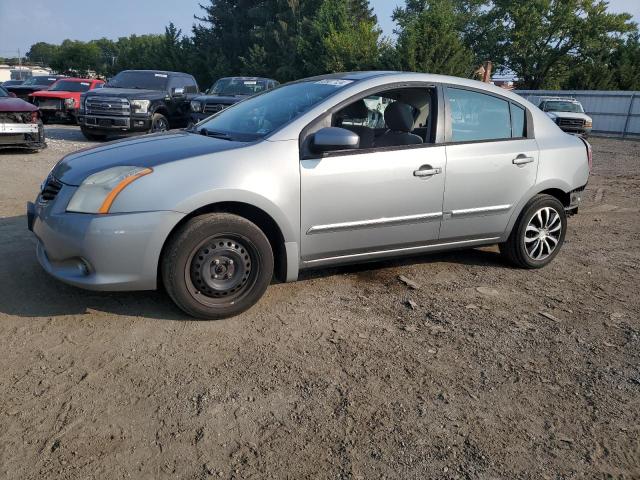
[
  {"left": 27, "top": 184, "right": 185, "bottom": 291},
  {"left": 77, "top": 114, "right": 152, "bottom": 134},
  {"left": 0, "top": 122, "right": 45, "bottom": 149}
]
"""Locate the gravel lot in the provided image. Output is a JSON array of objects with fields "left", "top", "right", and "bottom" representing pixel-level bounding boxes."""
[{"left": 0, "top": 125, "right": 639, "bottom": 479}]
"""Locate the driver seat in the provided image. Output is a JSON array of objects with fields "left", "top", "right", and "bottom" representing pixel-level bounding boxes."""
[{"left": 375, "top": 102, "right": 423, "bottom": 147}]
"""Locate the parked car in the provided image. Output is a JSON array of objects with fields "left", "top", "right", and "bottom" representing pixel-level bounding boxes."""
[
  {"left": 28, "top": 72, "right": 591, "bottom": 319},
  {"left": 30, "top": 77, "right": 105, "bottom": 124},
  {"left": 0, "top": 85, "right": 45, "bottom": 150},
  {"left": 76, "top": 70, "right": 199, "bottom": 140},
  {"left": 1, "top": 80, "right": 25, "bottom": 87},
  {"left": 5, "top": 75, "right": 66, "bottom": 100},
  {"left": 189, "top": 76, "right": 279, "bottom": 124},
  {"left": 538, "top": 97, "right": 592, "bottom": 137}
]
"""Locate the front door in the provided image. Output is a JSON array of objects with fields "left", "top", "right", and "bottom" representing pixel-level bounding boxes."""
[{"left": 300, "top": 146, "right": 447, "bottom": 264}]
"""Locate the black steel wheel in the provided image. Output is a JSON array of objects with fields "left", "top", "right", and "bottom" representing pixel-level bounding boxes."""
[{"left": 162, "top": 213, "right": 274, "bottom": 319}]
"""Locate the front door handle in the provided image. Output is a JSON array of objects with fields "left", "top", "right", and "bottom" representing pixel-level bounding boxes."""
[
  {"left": 513, "top": 155, "right": 535, "bottom": 165},
  {"left": 414, "top": 165, "right": 442, "bottom": 178}
]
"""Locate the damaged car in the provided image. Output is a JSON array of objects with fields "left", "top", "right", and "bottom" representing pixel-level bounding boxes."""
[
  {"left": 0, "top": 86, "right": 45, "bottom": 151},
  {"left": 30, "top": 77, "right": 105, "bottom": 124}
]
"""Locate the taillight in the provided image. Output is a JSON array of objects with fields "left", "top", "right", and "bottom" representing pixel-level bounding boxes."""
[{"left": 30, "top": 111, "right": 39, "bottom": 123}]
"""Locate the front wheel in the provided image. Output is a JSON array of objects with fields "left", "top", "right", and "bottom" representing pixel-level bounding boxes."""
[
  {"left": 80, "top": 127, "right": 107, "bottom": 141},
  {"left": 161, "top": 213, "right": 274, "bottom": 320},
  {"left": 150, "top": 113, "right": 169, "bottom": 133},
  {"left": 500, "top": 194, "right": 567, "bottom": 269}
]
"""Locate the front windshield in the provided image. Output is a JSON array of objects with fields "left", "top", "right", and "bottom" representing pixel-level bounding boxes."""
[
  {"left": 106, "top": 71, "right": 168, "bottom": 90},
  {"left": 49, "top": 80, "right": 92, "bottom": 92},
  {"left": 197, "top": 79, "right": 354, "bottom": 141},
  {"left": 544, "top": 101, "right": 584, "bottom": 113},
  {"left": 22, "top": 76, "right": 58, "bottom": 86},
  {"left": 208, "top": 78, "right": 269, "bottom": 96}
]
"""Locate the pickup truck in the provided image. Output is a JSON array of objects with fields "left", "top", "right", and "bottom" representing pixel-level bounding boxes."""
[
  {"left": 189, "top": 77, "right": 279, "bottom": 124},
  {"left": 538, "top": 97, "right": 593, "bottom": 137},
  {"left": 30, "top": 78, "right": 105, "bottom": 124},
  {"left": 5, "top": 75, "right": 66, "bottom": 100},
  {"left": 77, "top": 70, "right": 199, "bottom": 140}
]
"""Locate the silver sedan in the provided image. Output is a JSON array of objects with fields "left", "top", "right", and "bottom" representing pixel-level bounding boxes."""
[{"left": 28, "top": 72, "right": 591, "bottom": 319}]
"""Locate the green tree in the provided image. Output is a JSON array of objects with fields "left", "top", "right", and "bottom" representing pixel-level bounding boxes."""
[
  {"left": 393, "top": 0, "right": 477, "bottom": 76},
  {"left": 482, "top": 0, "right": 636, "bottom": 89},
  {"left": 50, "top": 40, "right": 101, "bottom": 76},
  {"left": 26, "top": 42, "right": 60, "bottom": 66}
]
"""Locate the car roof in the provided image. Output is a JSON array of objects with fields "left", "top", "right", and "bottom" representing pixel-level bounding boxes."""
[
  {"left": 122, "top": 69, "right": 192, "bottom": 77},
  {"left": 54, "top": 77, "right": 100, "bottom": 82},
  {"left": 218, "top": 76, "right": 276, "bottom": 82}
]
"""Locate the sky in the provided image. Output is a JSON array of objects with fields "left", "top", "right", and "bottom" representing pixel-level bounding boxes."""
[{"left": 1, "top": 0, "right": 639, "bottom": 58}]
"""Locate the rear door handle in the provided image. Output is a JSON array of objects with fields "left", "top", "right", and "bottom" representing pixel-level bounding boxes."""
[
  {"left": 414, "top": 166, "right": 442, "bottom": 178},
  {"left": 513, "top": 155, "right": 535, "bottom": 165}
]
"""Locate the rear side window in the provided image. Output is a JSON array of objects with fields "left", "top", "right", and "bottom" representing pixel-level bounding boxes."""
[
  {"left": 447, "top": 87, "right": 515, "bottom": 142},
  {"left": 511, "top": 103, "right": 526, "bottom": 138}
]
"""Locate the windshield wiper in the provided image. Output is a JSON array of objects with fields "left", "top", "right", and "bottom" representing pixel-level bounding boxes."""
[{"left": 200, "top": 128, "right": 234, "bottom": 141}]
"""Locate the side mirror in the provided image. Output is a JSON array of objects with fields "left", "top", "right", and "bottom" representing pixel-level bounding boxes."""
[
  {"left": 9, "top": 92, "right": 16, "bottom": 98},
  {"left": 172, "top": 87, "right": 185, "bottom": 97},
  {"left": 311, "top": 127, "right": 359, "bottom": 153}
]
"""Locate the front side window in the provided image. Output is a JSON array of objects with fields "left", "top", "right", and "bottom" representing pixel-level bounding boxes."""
[
  {"left": 197, "top": 79, "right": 354, "bottom": 141},
  {"left": 447, "top": 88, "right": 513, "bottom": 142},
  {"left": 49, "top": 80, "right": 92, "bottom": 92}
]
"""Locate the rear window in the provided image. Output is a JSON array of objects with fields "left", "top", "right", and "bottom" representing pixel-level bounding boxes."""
[{"left": 447, "top": 88, "right": 512, "bottom": 142}]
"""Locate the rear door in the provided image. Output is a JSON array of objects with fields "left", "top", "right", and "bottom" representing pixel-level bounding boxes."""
[{"left": 440, "top": 86, "right": 538, "bottom": 240}]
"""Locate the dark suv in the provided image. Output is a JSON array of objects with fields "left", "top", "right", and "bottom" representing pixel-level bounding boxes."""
[
  {"left": 77, "top": 70, "right": 199, "bottom": 140},
  {"left": 189, "top": 77, "right": 278, "bottom": 124}
]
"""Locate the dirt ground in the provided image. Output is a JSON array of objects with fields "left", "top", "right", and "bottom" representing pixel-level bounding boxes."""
[{"left": 0, "top": 126, "right": 638, "bottom": 479}]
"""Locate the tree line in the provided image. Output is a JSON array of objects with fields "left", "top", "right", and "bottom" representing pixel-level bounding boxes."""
[{"left": 16, "top": 0, "right": 640, "bottom": 90}]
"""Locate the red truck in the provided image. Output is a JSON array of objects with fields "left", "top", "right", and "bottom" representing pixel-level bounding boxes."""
[{"left": 30, "top": 78, "right": 105, "bottom": 124}]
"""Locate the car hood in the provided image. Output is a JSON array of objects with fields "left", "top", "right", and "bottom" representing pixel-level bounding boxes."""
[
  {"left": 84, "top": 88, "right": 163, "bottom": 100},
  {"left": 31, "top": 90, "right": 77, "bottom": 99},
  {"left": 194, "top": 94, "right": 245, "bottom": 104},
  {"left": 6, "top": 85, "right": 49, "bottom": 92},
  {"left": 52, "top": 131, "right": 248, "bottom": 186},
  {"left": 0, "top": 97, "right": 38, "bottom": 112},
  {"left": 547, "top": 111, "right": 592, "bottom": 121}
]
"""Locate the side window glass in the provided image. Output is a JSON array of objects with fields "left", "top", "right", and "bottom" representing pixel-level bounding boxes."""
[
  {"left": 447, "top": 87, "right": 511, "bottom": 142},
  {"left": 511, "top": 103, "right": 526, "bottom": 138}
]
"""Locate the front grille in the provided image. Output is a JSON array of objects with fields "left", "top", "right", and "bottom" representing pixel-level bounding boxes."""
[
  {"left": 203, "top": 103, "right": 228, "bottom": 114},
  {"left": 85, "top": 96, "right": 130, "bottom": 116},
  {"left": 557, "top": 118, "right": 585, "bottom": 128},
  {"left": 36, "top": 99, "right": 63, "bottom": 110},
  {"left": 40, "top": 176, "right": 63, "bottom": 202},
  {"left": 0, "top": 112, "right": 32, "bottom": 124}
]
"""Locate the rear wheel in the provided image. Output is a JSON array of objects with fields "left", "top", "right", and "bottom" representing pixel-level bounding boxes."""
[
  {"left": 500, "top": 194, "right": 567, "bottom": 268},
  {"left": 162, "top": 213, "right": 274, "bottom": 320}
]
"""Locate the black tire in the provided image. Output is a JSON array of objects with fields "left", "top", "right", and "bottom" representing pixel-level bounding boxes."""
[
  {"left": 500, "top": 194, "right": 567, "bottom": 269},
  {"left": 150, "top": 113, "right": 169, "bottom": 133},
  {"left": 162, "top": 213, "right": 274, "bottom": 320},
  {"left": 80, "top": 128, "right": 107, "bottom": 141}
]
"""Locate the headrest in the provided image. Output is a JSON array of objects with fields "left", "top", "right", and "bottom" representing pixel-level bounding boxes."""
[
  {"left": 340, "top": 100, "right": 369, "bottom": 119},
  {"left": 384, "top": 102, "right": 415, "bottom": 132}
]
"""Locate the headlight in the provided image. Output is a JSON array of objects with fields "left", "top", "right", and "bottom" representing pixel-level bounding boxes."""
[
  {"left": 64, "top": 98, "right": 76, "bottom": 108},
  {"left": 190, "top": 100, "right": 202, "bottom": 112},
  {"left": 585, "top": 119, "right": 593, "bottom": 128},
  {"left": 67, "top": 166, "right": 153, "bottom": 214},
  {"left": 130, "top": 99, "right": 151, "bottom": 114}
]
